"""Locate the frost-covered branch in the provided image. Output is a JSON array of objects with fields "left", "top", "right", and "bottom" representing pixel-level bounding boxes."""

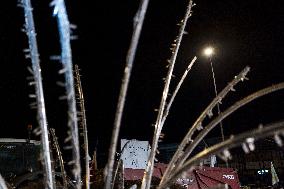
[
  {"left": 169, "top": 82, "right": 284, "bottom": 177},
  {"left": 141, "top": 1, "right": 194, "bottom": 189},
  {"left": 161, "top": 66, "right": 250, "bottom": 181},
  {"left": 74, "top": 65, "right": 90, "bottom": 189},
  {"left": 21, "top": 0, "right": 54, "bottom": 188},
  {"left": 158, "top": 56, "right": 197, "bottom": 184},
  {"left": 104, "top": 0, "right": 149, "bottom": 188},
  {"left": 161, "top": 56, "right": 197, "bottom": 125},
  {"left": 158, "top": 120, "right": 284, "bottom": 189},
  {"left": 50, "top": 128, "right": 68, "bottom": 189},
  {"left": 0, "top": 174, "right": 8, "bottom": 189},
  {"left": 50, "top": 0, "right": 81, "bottom": 188}
]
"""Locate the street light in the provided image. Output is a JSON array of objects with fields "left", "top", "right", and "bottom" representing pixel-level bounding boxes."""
[
  {"left": 203, "top": 46, "right": 225, "bottom": 142},
  {"left": 203, "top": 47, "right": 214, "bottom": 57}
]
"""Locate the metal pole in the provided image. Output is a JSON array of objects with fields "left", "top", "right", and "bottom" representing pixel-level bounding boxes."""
[
  {"left": 209, "top": 58, "right": 225, "bottom": 142},
  {"left": 209, "top": 58, "right": 227, "bottom": 168}
]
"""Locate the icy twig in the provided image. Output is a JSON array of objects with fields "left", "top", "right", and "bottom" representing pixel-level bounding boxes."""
[
  {"left": 104, "top": 0, "right": 149, "bottom": 188},
  {"left": 0, "top": 174, "right": 8, "bottom": 189},
  {"left": 161, "top": 56, "right": 197, "bottom": 125},
  {"left": 50, "top": 0, "right": 81, "bottom": 188},
  {"left": 161, "top": 66, "right": 250, "bottom": 182},
  {"left": 21, "top": 0, "right": 54, "bottom": 188},
  {"left": 141, "top": 1, "right": 194, "bottom": 188}
]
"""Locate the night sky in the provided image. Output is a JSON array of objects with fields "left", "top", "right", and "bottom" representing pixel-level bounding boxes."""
[{"left": 0, "top": 0, "right": 283, "bottom": 157}]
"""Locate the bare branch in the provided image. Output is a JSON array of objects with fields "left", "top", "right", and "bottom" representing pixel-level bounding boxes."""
[
  {"left": 104, "top": 0, "right": 150, "bottom": 188},
  {"left": 141, "top": 1, "right": 194, "bottom": 189},
  {"left": 161, "top": 66, "right": 250, "bottom": 182},
  {"left": 161, "top": 56, "right": 197, "bottom": 125}
]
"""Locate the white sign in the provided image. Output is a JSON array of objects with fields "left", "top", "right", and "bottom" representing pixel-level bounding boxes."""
[{"left": 120, "top": 139, "right": 151, "bottom": 169}]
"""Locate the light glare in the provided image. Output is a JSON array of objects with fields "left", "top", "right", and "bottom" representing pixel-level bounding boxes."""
[{"left": 204, "top": 47, "right": 214, "bottom": 57}]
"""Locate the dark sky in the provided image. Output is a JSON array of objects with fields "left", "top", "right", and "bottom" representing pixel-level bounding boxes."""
[{"left": 0, "top": 0, "right": 283, "bottom": 155}]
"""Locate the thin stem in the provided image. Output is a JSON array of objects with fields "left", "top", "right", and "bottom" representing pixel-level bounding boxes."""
[
  {"left": 111, "top": 160, "right": 122, "bottom": 189},
  {"left": 50, "top": 128, "right": 68, "bottom": 189},
  {"left": 111, "top": 140, "right": 130, "bottom": 189},
  {"left": 74, "top": 65, "right": 90, "bottom": 189},
  {"left": 21, "top": 0, "right": 54, "bottom": 188},
  {"left": 161, "top": 56, "right": 197, "bottom": 125},
  {"left": 104, "top": 0, "right": 149, "bottom": 189},
  {"left": 159, "top": 56, "right": 197, "bottom": 184},
  {"left": 141, "top": 1, "right": 194, "bottom": 188},
  {"left": 161, "top": 66, "right": 250, "bottom": 183}
]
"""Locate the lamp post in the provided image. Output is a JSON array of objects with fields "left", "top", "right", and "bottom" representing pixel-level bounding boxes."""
[{"left": 203, "top": 47, "right": 225, "bottom": 142}]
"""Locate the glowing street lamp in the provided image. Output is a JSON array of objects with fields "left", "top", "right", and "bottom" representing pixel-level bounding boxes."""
[{"left": 204, "top": 47, "right": 214, "bottom": 57}]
